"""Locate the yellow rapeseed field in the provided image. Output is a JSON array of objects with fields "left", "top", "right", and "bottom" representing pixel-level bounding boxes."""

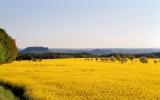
[{"left": 0, "top": 58, "right": 160, "bottom": 100}]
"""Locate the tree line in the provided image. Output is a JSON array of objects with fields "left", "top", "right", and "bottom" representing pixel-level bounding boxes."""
[
  {"left": 16, "top": 52, "right": 96, "bottom": 61},
  {"left": 16, "top": 52, "right": 160, "bottom": 64},
  {"left": 85, "top": 56, "right": 160, "bottom": 64}
]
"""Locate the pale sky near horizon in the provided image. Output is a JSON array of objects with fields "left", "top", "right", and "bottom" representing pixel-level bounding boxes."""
[{"left": 0, "top": 0, "right": 160, "bottom": 48}]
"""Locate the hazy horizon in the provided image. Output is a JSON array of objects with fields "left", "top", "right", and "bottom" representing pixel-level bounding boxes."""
[
  {"left": 20, "top": 47, "right": 160, "bottom": 49},
  {"left": 1, "top": 0, "right": 160, "bottom": 48}
]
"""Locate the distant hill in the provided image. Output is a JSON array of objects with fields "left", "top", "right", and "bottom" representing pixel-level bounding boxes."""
[
  {"left": 20, "top": 47, "right": 160, "bottom": 55},
  {"left": 50, "top": 48, "right": 160, "bottom": 55},
  {"left": 18, "top": 47, "right": 160, "bottom": 59},
  {"left": 22, "top": 47, "right": 49, "bottom": 54},
  {"left": 134, "top": 52, "right": 160, "bottom": 58}
]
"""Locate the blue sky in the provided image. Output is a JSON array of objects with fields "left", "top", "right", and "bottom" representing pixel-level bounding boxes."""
[{"left": 1, "top": 0, "right": 160, "bottom": 48}]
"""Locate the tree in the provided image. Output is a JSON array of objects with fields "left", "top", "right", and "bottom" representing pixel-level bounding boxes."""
[
  {"left": 154, "top": 60, "right": 158, "bottom": 64},
  {"left": 95, "top": 58, "right": 99, "bottom": 61},
  {"left": 128, "top": 55, "right": 135, "bottom": 63},
  {"left": 0, "top": 28, "right": 18, "bottom": 64},
  {"left": 110, "top": 56, "right": 116, "bottom": 62},
  {"left": 139, "top": 56, "right": 148, "bottom": 64},
  {"left": 0, "top": 43, "right": 6, "bottom": 63},
  {"left": 115, "top": 55, "right": 121, "bottom": 62},
  {"left": 121, "top": 55, "right": 128, "bottom": 64}
]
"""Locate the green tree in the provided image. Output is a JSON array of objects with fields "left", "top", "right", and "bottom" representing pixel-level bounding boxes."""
[{"left": 0, "top": 43, "right": 6, "bottom": 63}]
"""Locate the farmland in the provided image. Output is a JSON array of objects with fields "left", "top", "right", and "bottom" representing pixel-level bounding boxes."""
[{"left": 0, "top": 58, "right": 160, "bottom": 100}]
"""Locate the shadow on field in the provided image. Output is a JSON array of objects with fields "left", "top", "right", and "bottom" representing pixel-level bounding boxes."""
[{"left": 0, "top": 81, "right": 31, "bottom": 100}]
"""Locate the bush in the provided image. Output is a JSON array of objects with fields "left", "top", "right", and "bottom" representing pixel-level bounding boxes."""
[
  {"left": 0, "top": 28, "right": 18, "bottom": 64},
  {"left": 139, "top": 56, "right": 148, "bottom": 63},
  {"left": 115, "top": 55, "right": 121, "bottom": 61},
  {"left": 110, "top": 56, "right": 116, "bottom": 62},
  {"left": 121, "top": 57, "right": 128, "bottom": 63}
]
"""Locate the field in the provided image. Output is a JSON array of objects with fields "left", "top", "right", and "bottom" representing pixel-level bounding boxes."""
[{"left": 0, "top": 58, "right": 160, "bottom": 100}]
